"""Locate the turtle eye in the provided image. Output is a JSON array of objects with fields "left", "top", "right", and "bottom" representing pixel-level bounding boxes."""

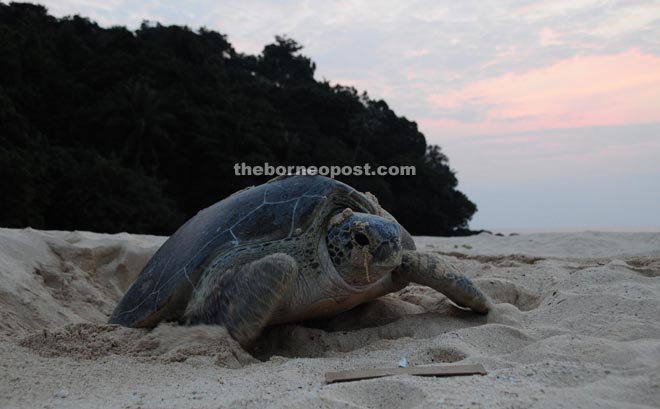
[{"left": 353, "top": 232, "right": 370, "bottom": 246}]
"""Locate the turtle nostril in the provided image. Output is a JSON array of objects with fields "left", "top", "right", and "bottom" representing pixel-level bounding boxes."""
[{"left": 353, "top": 232, "right": 370, "bottom": 246}]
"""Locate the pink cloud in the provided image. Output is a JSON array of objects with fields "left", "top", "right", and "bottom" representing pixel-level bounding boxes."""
[
  {"left": 425, "top": 48, "right": 660, "bottom": 136},
  {"left": 539, "top": 27, "right": 562, "bottom": 46}
]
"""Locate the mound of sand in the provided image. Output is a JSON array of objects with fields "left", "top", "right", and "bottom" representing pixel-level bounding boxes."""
[{"left": 1, "top": 227, "right": 659, "bottom": 408}]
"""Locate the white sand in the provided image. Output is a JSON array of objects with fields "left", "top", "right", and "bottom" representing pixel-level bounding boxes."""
[{"left": 1, "top": 227, "right": 659, "bottom": 408}]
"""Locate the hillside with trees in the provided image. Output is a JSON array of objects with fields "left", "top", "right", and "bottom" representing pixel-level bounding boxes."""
[{"left": 0, "top": 2, "right": 477, "bottom": 236}]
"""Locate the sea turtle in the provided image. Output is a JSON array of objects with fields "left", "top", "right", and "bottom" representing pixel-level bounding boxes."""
[{"left": 109, "top": 175, "right": 491, "bottom": 347}]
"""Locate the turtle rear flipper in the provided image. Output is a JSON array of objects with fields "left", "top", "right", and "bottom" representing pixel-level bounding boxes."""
[
  {"left": 184, "top": 253, "right": 298, "bottom": 347},
  {"left": 394, "top": 251, "right": 492, "bottom": 314}
]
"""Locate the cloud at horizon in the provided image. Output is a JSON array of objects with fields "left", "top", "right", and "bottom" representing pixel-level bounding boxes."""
[{"left": 33, "top": 0, "right": 660, "bottom": 229}]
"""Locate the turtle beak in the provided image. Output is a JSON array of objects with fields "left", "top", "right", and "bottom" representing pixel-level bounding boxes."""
[{"left": 372, "top": 240, "right": 402, "bottom": 267}]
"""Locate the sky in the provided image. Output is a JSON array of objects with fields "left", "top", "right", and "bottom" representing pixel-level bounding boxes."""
[{"left": 35, "top": 0, "right": 660, "bottom": 230}]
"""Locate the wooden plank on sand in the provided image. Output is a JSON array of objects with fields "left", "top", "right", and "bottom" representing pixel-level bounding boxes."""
[{"left": 325, "top": 364, "right": 487, "bottom": 384}]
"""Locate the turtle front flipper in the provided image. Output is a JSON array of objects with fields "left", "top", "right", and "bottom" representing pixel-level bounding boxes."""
[
  {"left": 393, "top": 251, "right": 491, "bottom": 314},
  {"left": 184, "top": 253, "right": 298, "bottom": 347}
]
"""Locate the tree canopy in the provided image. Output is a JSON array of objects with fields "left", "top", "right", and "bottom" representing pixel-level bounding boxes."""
[{"left": 0, "top": 2, "right": 477, "bottom": 236}]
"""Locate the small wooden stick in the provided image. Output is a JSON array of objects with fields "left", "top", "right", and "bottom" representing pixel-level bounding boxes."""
[{"left": 325, "top": 364, "right": 487, "bottom": 384}]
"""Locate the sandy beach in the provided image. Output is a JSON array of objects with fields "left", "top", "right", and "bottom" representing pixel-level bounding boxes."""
[{"left": 1, "top": 227, "right": 659, "bottom": 408}]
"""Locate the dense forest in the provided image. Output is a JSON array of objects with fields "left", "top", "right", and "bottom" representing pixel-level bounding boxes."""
[{"left": 0, "top": 2, "right": 477, "bottom": 236}]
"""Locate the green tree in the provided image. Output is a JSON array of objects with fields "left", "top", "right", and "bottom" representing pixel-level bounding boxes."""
[
  {"left": 0, "top": 3, "right": 477, "bottom": 236},
  {"left": 104, "top": 81, "right": 176, "bottom": 173}
]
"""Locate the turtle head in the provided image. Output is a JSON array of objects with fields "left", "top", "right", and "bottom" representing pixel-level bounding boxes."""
[{"left": 326, "top": 208, "right": 402, "bottom": 286}]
